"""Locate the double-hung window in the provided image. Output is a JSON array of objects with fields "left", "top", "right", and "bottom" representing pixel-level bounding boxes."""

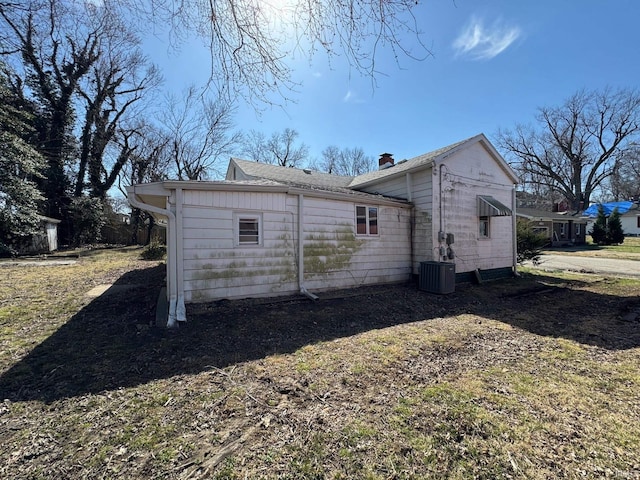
[
  {"left": 356, "top": 206, "right": 378, "bottom": 235},
  {"left": 234, "top": 213, "right": 262, "bottom": 246}
]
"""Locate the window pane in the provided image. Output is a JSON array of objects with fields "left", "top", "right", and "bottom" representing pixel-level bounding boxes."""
[
  {"left": 479, "top": 217, "right": 489, "bottom": 237},
  {"left": 356, "top": 206, "right": 367, "bottom": 234},
  {"left": 238, "top": 219, "right": 259, "bottom": 244},
  {"left": 368, "top": 207, "right": 378, "bottom": 234},
  {"left": 356, "top": 218, "right": 367, "bottom": 234}
]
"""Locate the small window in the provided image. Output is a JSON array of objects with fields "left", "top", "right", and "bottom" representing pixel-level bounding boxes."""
[
  {"left": 479, "top": 216, "right": 490, "bottom": 238},
  {"left": 560, "top": 223, "right": 566, "bottom": 237},
  {"left": 234, "top": 213, "right": 261, "bottom": 246},
  {"left": 575, "top": 224, "right": 581, "bottom": 235},
  {"left": 356, "top": 205, "right": 379, "bottom": 236},
  {"left": 637, "top": 216, "right": 640, "bottom": 228}
]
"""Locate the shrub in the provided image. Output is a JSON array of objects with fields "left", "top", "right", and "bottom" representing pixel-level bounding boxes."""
[
  {"left": 607, "top": 207, "right": 625, "bottom": 245},
  {"left": 70, "top": 196, "right": 106, "bottom": 247},
  {"left": 140, "top": 240, "right": 166, "bottom": 260},
  {"left": 590, "top": 205, "right": 608, "bottom": 245},
  {"left": 589, "top": 205, "right": 625, "bottom": 245},
  {"left": 517, "top": 219, "right": 547, "bottom": 265}
]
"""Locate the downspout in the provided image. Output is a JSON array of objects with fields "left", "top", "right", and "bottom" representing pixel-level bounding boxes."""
[
  {"left": 298, "top": 193, "right": 318, "bottom": 300},
  {"left": 435, "top": 161, "right": 445, "bottom": 261},
  {"left": 512, "top": 184, "right": 519, "bottom": 277},
  {"left": 127, "top": 186, "right": 180, "bottom": 328},
  {"left": 175, "top": 187, "right": 186, "bottom": 322},
  {"left": 406, "top": 172, "right": 414, "bottom": 276}
]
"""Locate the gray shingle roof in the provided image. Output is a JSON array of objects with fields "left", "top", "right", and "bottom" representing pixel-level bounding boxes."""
[
  {"left": 230, "top": 158, "right": 354, "bottom": 188},
  {"left": 517, "top": 208, "right": 588, "bottom": 222},
  {"left": 227, "top": 160, "right": 407, "bottom": 203},
  {"left": 231, "top": 134, "right": 512, "bottom": 194},
  {"left": 348, "top": 137, "right": 472, "bottom": 187}
]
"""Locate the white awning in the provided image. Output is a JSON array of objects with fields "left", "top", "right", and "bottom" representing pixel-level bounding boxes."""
[{"left": 478, "top": 195, "right": 512, "bottom": 217}]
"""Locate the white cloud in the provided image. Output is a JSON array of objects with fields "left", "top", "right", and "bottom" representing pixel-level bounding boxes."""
[
  {"left": 343, "top": 90, "right": 353, "bottom": 102},
  {"left": 453, "top": 16, "right": 521, "bottom": 60}
]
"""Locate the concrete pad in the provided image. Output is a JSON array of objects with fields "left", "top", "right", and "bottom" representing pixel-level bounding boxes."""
[
  {"left": 86, "top": 284, "right": 113, "bottom": 297},
  {"left": 85, "top": 284, "right": 139, "bottom": 298}
]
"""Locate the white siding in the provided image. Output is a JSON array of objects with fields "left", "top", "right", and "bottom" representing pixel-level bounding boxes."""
[
  {"left": 357, "top": 168, "right": 434, "bottom": 274},
  {"left": 621, "top": 214, "right": 640, "bottom": 236},
  {"left": 408, "top": 169, "right": 434, "bottom": 273},
  {"left": 435, "top": 143, "right": 515, "bottom": 273},
  {"left": 181, "top": 191, "right": 298, "bottom": 302},
  {"left": 179, "top": 189, "right": 411, "bottom": 303},
  {"left": 301, "top": 196, "right": 412, "bottom": 291}
]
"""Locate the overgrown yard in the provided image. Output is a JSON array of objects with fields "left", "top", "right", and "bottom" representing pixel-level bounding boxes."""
[{"left": 1, "top": 248, "right": 639, "bottom": 479}]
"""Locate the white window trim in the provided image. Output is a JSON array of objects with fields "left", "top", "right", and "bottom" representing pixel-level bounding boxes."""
[
  {"left": 355, "top": 205, "right": 379, "bottom": 236},
  {"left": 233, "top": 212, "right": 263, "bottom": 247}
]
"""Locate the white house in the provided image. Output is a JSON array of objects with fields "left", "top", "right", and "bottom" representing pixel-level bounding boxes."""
[
  {"left": 128, "top": 133, "right": 519, "bottom": 327},
  {"left": 620, "top": 203, "right": 640, "bottom": 236}
]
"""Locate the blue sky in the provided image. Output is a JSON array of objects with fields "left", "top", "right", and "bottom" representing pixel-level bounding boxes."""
[{"left": 144, "top": 0, "right": 640, "bottom": 173}]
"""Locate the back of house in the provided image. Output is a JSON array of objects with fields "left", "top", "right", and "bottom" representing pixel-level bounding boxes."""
[{"left": 128, "top": 133, "right": 519, "bottom": 326}]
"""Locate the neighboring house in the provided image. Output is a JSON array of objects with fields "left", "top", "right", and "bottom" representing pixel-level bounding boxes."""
[
  {"left": 619, "top": 202, "right": 640, "bottom": 236},
  {"left": 583, "top": 201, "right": 639, "bottom": 237},
  {"left": 582, "top": 200, "right": 640, "bottom": 237},
  {"left": 517, "top": 208, "right": 588, "bottom": 247},
  {"left": 18, "top": 216, "right": 61, "bottom": 254},
  {"left": 128, "top": 133, "right": 519, "bottom": 327}
]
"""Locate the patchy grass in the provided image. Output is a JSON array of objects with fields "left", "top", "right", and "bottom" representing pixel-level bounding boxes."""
[
  {"left": 0, "top": 249, "right": 640, "bottom": 479},
  {"left": 547, "top": 236, "right": 640, "bottom": 260}
]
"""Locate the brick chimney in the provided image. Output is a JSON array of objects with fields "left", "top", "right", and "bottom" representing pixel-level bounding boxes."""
[{"left": 379, "top": 152, "right": 394, "bottom": 170}]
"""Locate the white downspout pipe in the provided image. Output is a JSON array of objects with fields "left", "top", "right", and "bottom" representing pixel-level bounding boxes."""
[
  {"left": 512, "top": 184, "right": 519, "bottom": 277},
  {"left": 298, "top": 193, "right": 318, "bottom": 301},
  {"left": 127, "top": 186, "right": 180, "bottom": 327},
  {"left": 175, "top": 187, "right": 186, "bottom": 321}
]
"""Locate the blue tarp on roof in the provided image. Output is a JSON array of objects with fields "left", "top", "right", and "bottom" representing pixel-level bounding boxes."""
[{"left": 583, "top": 201, "right": 633, "bottom": 217}]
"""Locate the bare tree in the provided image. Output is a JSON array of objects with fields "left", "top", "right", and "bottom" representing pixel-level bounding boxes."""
[
  {"left": 313, "top": 145, "right": 375, "bottom": 175},
  {"left": 266, "top": 128, "right": 308, "bottom": 167},
  {"left": 164, "top": 86, "right": 241, "bottom": 180},
  {"left": 76, "top": 44, "right": 161, "bottom": 198},
  {"left": 607, "top": 145, "right": 640, "bottom": 201},
  {"left": 117, "top": 124, "right": 172, "bottom": 244},
  {"left": 498, "top": 88, "right": 640, "bottom": 210},
  {"left": 242, "top": 127, "right": 308, "bottom": 167},
  {"left": 127, "top": 0, "right": 431, "bottom": 105}
]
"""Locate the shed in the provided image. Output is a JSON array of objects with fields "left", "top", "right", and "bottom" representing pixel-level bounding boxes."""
[
  {"left": 128, "top": 133, "right": 519, "bottom": 327},
  {"left": 18, "top": 215, "right": 61, "bottom": 254}
]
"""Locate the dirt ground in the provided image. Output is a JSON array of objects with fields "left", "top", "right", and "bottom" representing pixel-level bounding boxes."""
[{"left": 1, "top": 255, "right": 640, "bottom": 478}]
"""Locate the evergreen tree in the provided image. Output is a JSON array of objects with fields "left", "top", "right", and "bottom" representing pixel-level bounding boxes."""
[
  {"left": 516, "top": 219, "right": 547, "bottom": 265},
  {"left": 590, "top": 205, "right": 608, "bottom": 245},
  {"left": 607, "top": 207, "right": 625, "bottom": 245},
  {"left": 0, "top": 63, "right": 45, "bottom": 256}
]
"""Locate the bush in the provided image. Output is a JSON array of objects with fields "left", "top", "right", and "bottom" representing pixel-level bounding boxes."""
[
  {"left": 607, "top": 207, "right": 625, "bottom": 245},
  {"left": 70, "top": 196, "right": 106, "bottom": 247},
  {"left": 590, "top": 205, "right": 608, "bottom": 245},
  {"left": 517, "top": 219, "right": 547, "bottom": 265},
  {"left": 589, "top": 205, "right": 625, "bottom": 245},
  {"left": 140, "top": 240, "right": 166, "bottom": 260}
]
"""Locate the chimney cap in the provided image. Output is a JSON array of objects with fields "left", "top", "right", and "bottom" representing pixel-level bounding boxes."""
[{"left": 380, "top": 152, "right": 393, "bottom": 157}]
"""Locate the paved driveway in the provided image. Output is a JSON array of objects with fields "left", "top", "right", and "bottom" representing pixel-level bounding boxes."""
[{"left": 527, "top": 253, "right": 640, "bottom": 277}]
